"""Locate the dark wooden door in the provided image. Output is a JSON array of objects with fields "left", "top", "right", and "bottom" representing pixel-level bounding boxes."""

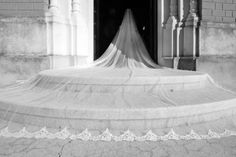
[{"left": 94, "top": 0, "right": 157, "bottom": 62}]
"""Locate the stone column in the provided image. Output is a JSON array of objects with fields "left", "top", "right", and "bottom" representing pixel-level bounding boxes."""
[
  {"left": 173, "top": 0, "right": 185, "bottom": 68},
  {"left": 176, "top": 0, "right": 199, "bottom": 71},
  {"left": 46, "top": 0, "right": 59, "bottom": 61},
  {"left": 176, "top": 0, "right": 184, "bottom": 57},
  {"left": 163, "top": 0, "right": 178, "bottom": 59},
  {"left": 183, "top": 0, "right": 199, "bottom": 57},
  {"left": 71, "top": 0, "right": 80, "bottom": 65}
]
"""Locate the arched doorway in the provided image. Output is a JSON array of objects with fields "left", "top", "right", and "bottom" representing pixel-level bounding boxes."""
[{"left": 94, "top": 0, "right": 157, "bottom": 62}]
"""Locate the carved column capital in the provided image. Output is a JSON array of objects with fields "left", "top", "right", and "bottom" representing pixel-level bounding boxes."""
[
  {"left": 162, "top": 0, "right": 179, "bottom": 58},
  {"left": 72, "top": 0, "right": 80, "bottom": 14},
  {"left": 189, "top": 0, "right": 198, "bottom": 15},
  {"left": 49, "top": 0, "right": 59, "bottom": 15},
  {"left": 185, "top": 0, "right": 199, "bottom": 26},
  {"left": 165, "top": 0, "right": 178, "bottom": 28},
  {"left": 183, "top": 0, "right": 199, "bottom": 58}
]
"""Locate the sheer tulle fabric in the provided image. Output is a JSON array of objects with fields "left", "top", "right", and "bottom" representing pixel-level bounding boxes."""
[
  {"left": 93, "top": 9, "right": 159, "bottom": 68},
  {"left": 0, "top": 9, "right": 236, "bottom": 140}
]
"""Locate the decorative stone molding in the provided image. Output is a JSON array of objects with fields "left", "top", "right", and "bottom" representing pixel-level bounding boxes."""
[
  {"left": 48, "top": 0, "right": 59, "bottom": 15},
  {"left": 71, "top": 0, "right": 81, "bottom": 24},
  {"left": 163, "top": 0, "right": 178, "bottom": 58},
  {"left": 43, "top": 0, "right": 93, "bottom": 68},
  {"left": 176, "top": 0, "right": 185, "bottom": 60},
  {"left": 160, "top": 0, "right": 200, "bottom": 70},
  {"left": 183, "top": 0, "right": 199, "bottom": 58},
  {"left": 185, "top": 0, "right": 199, "bottom": 27},
  {"left": 170, "top": 0, "right": 178, "bottom": 18},
  {"left": 72, "top": 0, "right": 80, "bottom": 14}
]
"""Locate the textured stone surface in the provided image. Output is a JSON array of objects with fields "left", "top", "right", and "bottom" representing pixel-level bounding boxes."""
[
  {"left": 201, "top": 0, "right": 236, "bottom": 23},
  {"left": 198, "top": 55, "right": 236, "bottom": 92},
  {"left": 0, "top": 55, "right": 49, "bottom": 86},
  {"left": 200, "top": 24, "right": 236, "bottom": 56},
  {"left": 0, "top": 17, "right": 48, "bottom": 86},
  {"left": 0, "top": 55, "right": 89, "bottom": 86},
  {"left": 0, "top": 0, "right": 45, "bottom": 17},
  {"left": 199, "top": 23, "right": 236, "bottom": 92},
  {"left": 0, "top": 136, "right": 236, "bottom": 157},
  {"left": 0, "top": 17, "right": 47, "bottom": 55}
]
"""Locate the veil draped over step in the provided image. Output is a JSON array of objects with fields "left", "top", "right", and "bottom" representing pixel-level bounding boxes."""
[
  {"left": 93, "top": 9, "right": 159, "bottom": 68},
  {"left": 0, "top": 9, "right": 236, "bottom": 141}
]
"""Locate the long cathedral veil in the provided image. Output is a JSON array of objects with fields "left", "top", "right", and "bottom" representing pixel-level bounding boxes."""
[
  {"left": 0, "top": 9, "right": 235, "bottom": 140},
  {"left": 93, "top": 9, "right": 160, "bottom": 68}
]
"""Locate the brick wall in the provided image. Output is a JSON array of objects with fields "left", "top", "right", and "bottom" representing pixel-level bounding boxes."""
[
  {"left": 0, "top": 0, "right": 48, "bottom": 17},
  {"left": 202, "top": 0, "right": 236, "bottom": 22}
]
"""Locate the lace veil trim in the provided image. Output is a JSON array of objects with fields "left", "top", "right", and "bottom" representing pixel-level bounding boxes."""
[{"left": 1, "top": 127, "right": 235, "bottom": 141}]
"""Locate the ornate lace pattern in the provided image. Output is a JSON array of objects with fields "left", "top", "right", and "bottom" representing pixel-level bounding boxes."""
[{"left": 0, "top": 127, "right": 235, "bottom": 141}]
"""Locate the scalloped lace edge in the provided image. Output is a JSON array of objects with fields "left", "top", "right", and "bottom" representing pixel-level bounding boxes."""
[{"left": 0, "top": 127, "right": 236, "bottom": 141}]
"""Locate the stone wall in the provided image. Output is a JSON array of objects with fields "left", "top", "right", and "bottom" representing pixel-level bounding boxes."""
[
  {"left": 0, "top": 0, "right": 46, "bottom": 17},
  {"left": 0, "top": 17, "right": 49, "bottom": 86},
  {"left": 198, "top": 0, "right": 236, "bottom": 91},
  {"left": 0, "top": 1, "right": 49, "bottom": 86}
]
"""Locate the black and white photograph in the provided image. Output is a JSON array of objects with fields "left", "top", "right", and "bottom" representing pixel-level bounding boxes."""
[{"left": 0, "top": 0, "right": 236, "bottom": 156}]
